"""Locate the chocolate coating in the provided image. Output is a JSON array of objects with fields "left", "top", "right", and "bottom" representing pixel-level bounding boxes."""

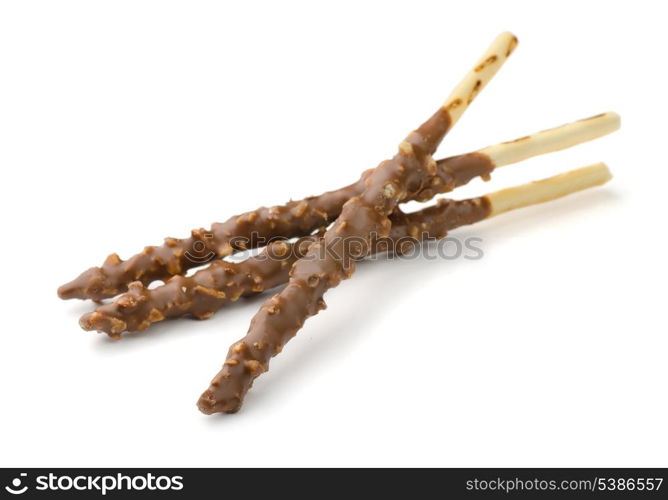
[
  {"left": 80, "top": 197, "right": 491, "bottom": 338},
  {"left": 198, "top": 107, "right": 496, "bottom": 414},
  {"left": 58, "top": 152, "right": 494, "bottom": 302}
]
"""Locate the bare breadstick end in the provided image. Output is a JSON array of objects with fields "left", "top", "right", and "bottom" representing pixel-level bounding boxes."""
[
  {"left": 485, "top": 163, "right": 612, "bottom": 217},
  {"left": 480, "top": 112, "right": 620, "bottom": 167},
  {"left": 442, "top": 32, "right": 518, "bottom": 126}
]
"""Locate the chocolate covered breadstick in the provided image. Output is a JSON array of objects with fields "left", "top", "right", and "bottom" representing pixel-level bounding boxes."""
[
  {"left": 57, "top": 99, "right": 616, "bottom": 303},
  {"left": 78, "top": 111, "right": 619, "bottom": 337},
  {"left": 56, "top": 32, "right": 512, "bottom": 303},
  {"left": 79, "top": 198, "right": 489, "bottom": 338},
  {"left": 197, "top": 32, "right": 520, "bottom": 414},
  {"left": 57, "top": 177, "right": 369, "bottom": 301},
  {"left": 198, "top": 162, "right": 613, "bottom": 414},
  {"left": 57, "top": 157, "right": 490, "bottom": 301},
  {"left": 54, "top": 30, "right": 619, "bottom": 418}
]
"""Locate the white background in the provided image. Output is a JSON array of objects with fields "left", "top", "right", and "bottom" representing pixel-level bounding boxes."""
[{"left": 1, "top": 1, "right": 666, "bottom": 467}]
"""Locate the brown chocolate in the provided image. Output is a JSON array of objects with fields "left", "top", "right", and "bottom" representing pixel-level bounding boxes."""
[
  {"left": 57, "top": 175, "right": 369, "bottom": 302},
  {"left": 79, "top": 197, "right": 490, "bottom": 338},
  {"left": 78, "top": 236, "right": 320, "bottom": 338},
  {"left": 197, "top": 106, "right": 496, "bottom": 414},
  {"left": 58, "top": 153, "right": 493, "bottom": 302}
]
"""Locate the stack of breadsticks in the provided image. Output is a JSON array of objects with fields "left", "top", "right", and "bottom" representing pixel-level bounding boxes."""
[{"left": 58, "top": 33, "right": 620, "bottom": 414}]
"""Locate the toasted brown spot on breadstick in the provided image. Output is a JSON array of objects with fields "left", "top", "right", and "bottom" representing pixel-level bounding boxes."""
[
  {"left": 467, "top": 79, "right": 482, "bottom": 104},
  {"left": 445, "top": 98, "right": 463, "bottom": 111},
  {"left": 502, "top": 135, "right": 530, "bottom": 144},
  {"left": 506, "top": 35, "right": 519, "bottom": 56},
  {"left": 578, "top": 112, "right": 607, "bottom": 122},
  {"left": 475, "top": 55, "right": 498, "bottom": 72}
]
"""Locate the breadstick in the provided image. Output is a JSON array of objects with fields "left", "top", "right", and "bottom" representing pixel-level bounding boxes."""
[
  {"left": 198, "top": 162, "right": 612, "bottom": 414},
  {"left": 77, "top": 111, "right": 619, "bottom": 337},
  {"left": 59, "top": 107, "right": 617, "bottom": 303},
  {"left": 197, "top": 32, "right": 520, "bottom": 414},
  {"left": 57, "top": 33, "right": 518, "bottom": 302},
  {"left": 412, "top": 112, "right": 618, "bottom": 203},
  {"left": 486, "top": 162, "right": 612, "bottom": 215},
  {"left": 57, "top": 177, "right": 368, "bottom": 301},
  {"left": 79, "top": 198, "right": 490, "bottom": 338},
  {"left": 478, "top": 113, "right": 620, "bottom": 167}
]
